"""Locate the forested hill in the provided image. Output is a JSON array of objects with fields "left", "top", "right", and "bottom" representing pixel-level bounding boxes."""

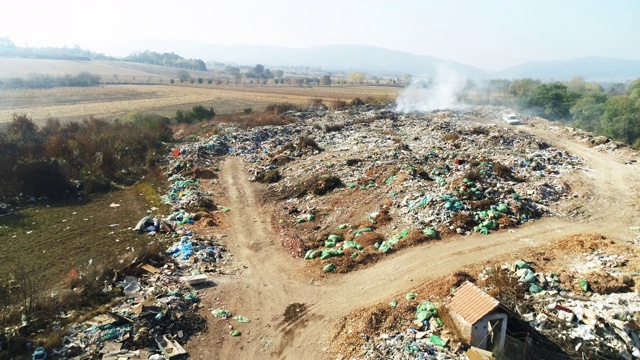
[{"left": 124, "top": 50, "right": 207, "bottom": 71}]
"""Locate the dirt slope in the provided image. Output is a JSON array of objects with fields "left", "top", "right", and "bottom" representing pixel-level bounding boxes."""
[{"left": 187, "top": 122, "right": 640, "bottom": 360}]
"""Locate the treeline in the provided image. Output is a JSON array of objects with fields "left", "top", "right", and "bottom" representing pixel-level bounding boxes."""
[
  {"left": 0, "top": 114, "right": 172, "bottom": 201},
  {"left": 460, "top": 77, "right": 640, "bottom": 148},
  {"left": 126, "top": 50, "right": 207, "bottom": 71},
  {"left": 0, "top": 72, "right": 101, "bottom": 89},
  {"left": 0, "top": 37, "right": 110, "bottom": 60}
]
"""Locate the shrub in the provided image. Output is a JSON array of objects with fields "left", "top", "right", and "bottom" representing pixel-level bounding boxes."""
[
  {"left": 464, "top": 168, "right": 483, "bottom": 182},
  {"left": 14, "top": 159, "right": 74, "bottom": 199},
  {"left": 351, "top": 97, "right": 365, "bottom": 106},
  {"left": 255, "top": 169, "right": 281, "bottom": 183},
  {"left": 492, "top": 162, "right": 512, "bottom": 179},
  {"left": 175, "top": 105, "right": 215, "bottom": 124},
  {"left": 265, "top": 103, "right": 298, "bottom": 114},
  {"left": 297, "top": 136, "right": 321, "bottom": 150},
  {"left": 311, "top": 175, "right": 342, "bottom": 195},
  {"left": 324, "top": 124, "right": 344, "bottom": 132},
  {"left": 0, "top": 113, "right": 171, "bottom": 201},
  {"left": 332, "top": 100, "right": 349, "bottom": 110}
]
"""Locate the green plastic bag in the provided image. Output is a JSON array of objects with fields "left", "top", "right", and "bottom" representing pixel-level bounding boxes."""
[
  {"left": 321, "top": 249, "right": 341, "bottom": 260},
  {"left": 423, "top": 226, "right": 437, "bottom": 239},
  {"left": 429, "top": 335, "right": 446, "bottom": 347},
  {"left": 323, "top": 263, "right": 336, "bottom": 273},
  {"left": 378, "top": 241, "right": 392, "bottom": 253},
  {"left": 385, "top": 175, "right": 397, "bottom": 185},
  {"left": 529, "top": 284, "right": 543, "bottom": 293},
  {"left": 389, "top": 300, "right": 398, "bottom": 308},
  {"left": 304, "top": 249, "right": 318, "bottom": 260},
  {"left": 212, "top": 308, "right": 230, "bottom": 318},
  {"left": 230, "top": 330, "right": 241, "bottom": 336},
  {"left": 338, "top": 224, "right": 349, "bottom": 230},
  {"left": 416, "top": 301, "right": 438, "bottom": 321},
  {"left": 344, "top": 241, "right": 363, "bottom": 250},
  {"left": 405, "top": 292, "right": 416, "bottom": 300},
  {"left": 403, "top": 344, "right": 419, "bottom": 353},
  {"left": 523, "top": 270, "right": 536, "bottom": 284},
  {"left": 354, "top": 228, "right": 372, "bottom": 237},
  {"left": 579, "top": 279, "right": 589, "bottom": 292},
  {"left": 351, "top": 252, "right": 358, "bottom": 259},
  {"left": 515, "top": 260, "right": 529, "bottom": 269},
  {"left": 234, "top": 316, "right": 250, "bottom": 323},
  {"left": 327, "top": 234, "right": 342, "bottom": 242}
]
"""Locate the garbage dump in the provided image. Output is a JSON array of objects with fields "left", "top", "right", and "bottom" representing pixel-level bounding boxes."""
[
  {"left": 46, "top": 137, "right": 231, "bottom": 359},
  {"left": 476, "top": 245, "right": 640, "bottom": 359},
  {"left": 211, "top": 105, "right": 583, "bottom": 273}
]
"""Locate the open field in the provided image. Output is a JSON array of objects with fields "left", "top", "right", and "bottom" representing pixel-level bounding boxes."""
[
  {"left": 0, "top": 182, "right": 168, "bottom": 291},
  {"left": 0, "top": 57, "right": 210, "bottom": 82},
  {"left": 0, "top": 84, "right": 401, "bottom": 124}
]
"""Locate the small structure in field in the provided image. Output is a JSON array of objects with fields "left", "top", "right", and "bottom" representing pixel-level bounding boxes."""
[{"left": 447, "top": 281, "right": 507, "bottom": 352}]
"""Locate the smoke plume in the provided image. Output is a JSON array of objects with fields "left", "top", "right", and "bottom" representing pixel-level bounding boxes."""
[{"left": 395, "top": 65, "right": 467, "bottom": 112}]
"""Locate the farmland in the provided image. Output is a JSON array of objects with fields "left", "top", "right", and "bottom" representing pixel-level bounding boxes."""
[
  {"left": 0, "top": 84, "right": 400, "bottom": 124},
  {"left": 0, "top": 57, "right": 400, "bottom": 124}
]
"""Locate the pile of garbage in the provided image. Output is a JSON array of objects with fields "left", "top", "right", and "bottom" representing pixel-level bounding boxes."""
[
  {"left": 47, "top": 142, "right": 231, "bottom": 359},
  {"left": 480, "top": 251, "right": 640, "bottom": 359},
  {"left": 207, "top": 106, "right": 582, "bottom": 273},
  {"left": 361, "top": 296, "right": 465, "bottom": 359}
]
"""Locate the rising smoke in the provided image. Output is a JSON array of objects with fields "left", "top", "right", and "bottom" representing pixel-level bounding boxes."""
[{"left": 395, "top": 65, "right": 467, "bottom": 113}]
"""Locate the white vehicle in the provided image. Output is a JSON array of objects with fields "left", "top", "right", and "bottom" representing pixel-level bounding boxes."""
[{"left": 502, "top": 113, "right": 521, "bottom": 125}]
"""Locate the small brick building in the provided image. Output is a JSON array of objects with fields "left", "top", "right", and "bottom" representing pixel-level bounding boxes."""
[{"left": 447, "top": 281, "right": 508, "bottom": 352}]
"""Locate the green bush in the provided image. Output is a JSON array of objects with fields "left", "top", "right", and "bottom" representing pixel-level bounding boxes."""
[
  {"left": 0, "top": 114, "right": 171, "bottom": 200},
  {"left": 175, "top": 105, "right": 216, "bottom": 124}
]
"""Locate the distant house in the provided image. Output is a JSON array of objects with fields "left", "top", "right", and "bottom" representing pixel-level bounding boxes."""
[{"left": 447, "top": 281, "right": 508, "bottom": 352}]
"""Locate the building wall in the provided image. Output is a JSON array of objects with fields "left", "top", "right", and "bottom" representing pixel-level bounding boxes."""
[
  {"left": 450, "top": 310, "right": 472, "bottom": 343},
  {"left": 470, "top": 316, "right": 490, "bottom": 349}
]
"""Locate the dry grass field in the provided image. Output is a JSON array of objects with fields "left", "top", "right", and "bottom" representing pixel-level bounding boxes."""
[
  {"left": 0, "top": 84, "right": 401, "bottom": 124},
  {"left": 0, "top": 57, "right": 209, "bottom": 81}
]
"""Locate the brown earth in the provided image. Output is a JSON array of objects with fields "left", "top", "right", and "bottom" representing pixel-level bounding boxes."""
[{"left": 186, "top": 119, "right": 640, "bottom": 359}]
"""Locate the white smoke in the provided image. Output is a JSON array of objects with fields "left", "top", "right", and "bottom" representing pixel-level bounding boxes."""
[{"left": 395, "top": 65, "right": 467, "bottom": 112}]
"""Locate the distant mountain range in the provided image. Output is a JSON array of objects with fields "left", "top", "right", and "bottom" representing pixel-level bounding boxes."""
[
  {"left": 102, "top": 40, "right": 640, "bottom": 82},
  {"left": 494, "top": 57, "right": 640, "bottom": 82}
]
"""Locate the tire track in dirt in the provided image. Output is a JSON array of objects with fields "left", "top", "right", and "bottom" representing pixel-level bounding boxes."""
[{"left": 195, "top": 126, "right": 640, "bottom": 359}]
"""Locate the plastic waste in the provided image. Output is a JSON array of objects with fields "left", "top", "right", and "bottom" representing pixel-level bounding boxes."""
[
  {"left": 579, "top": 279, "right": 589, "bottom": 292},
  {"left": 230, "top": 330, "right": 241, "bottom": 336},
  {"left": 405, "top": 292, "right": 416, "bottom": 300},
  {"left": 119, "top": 276, "right": 141, "bottom": 296},
  {"left": 529, "top": 284, "right": 543, "bottom": 293},
  {"left": 32, "top": 347, "right": 47, "bottom": 360},
  {"left": 429, "top": 335, "right": 447, "bottom": 347},
  {"left": 327, "top": 234, "right": 342, "bottom": 242},
  {"left": 234, "top": 315, "right": 250, "bottom": 323},
  {"left": 212, "top": 308, "right": 231, "bottom": 319},
  {"left": 416, "top": 301, "right": 438, "bottom": 321},
  {"left": 422, "top": 226, "right": 437, "bottom": 239},
  {"left": 323, "top": 263, "right": 336, "bottom": 272}
]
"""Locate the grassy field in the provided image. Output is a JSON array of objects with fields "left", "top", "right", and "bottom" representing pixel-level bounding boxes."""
[
  {"left": 0, "top": 182, "right": 168, "bottom": 290},
  {"left": 0, "top": 84, "right": 401, "bottom": 124},
  {"left": 0, "top": 57, "right": 210, "bottom": 81}
]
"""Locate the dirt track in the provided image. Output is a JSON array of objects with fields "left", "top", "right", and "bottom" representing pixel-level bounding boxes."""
[{"left": 187, "top": 122, "right": 640, "bottom": 359}]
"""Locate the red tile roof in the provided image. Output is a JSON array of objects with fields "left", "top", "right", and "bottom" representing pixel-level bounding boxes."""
[{"left": 448, "top": 281, "right": 500, "bottom": 325}]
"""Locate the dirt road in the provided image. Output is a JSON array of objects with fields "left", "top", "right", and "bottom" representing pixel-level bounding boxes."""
[{"left": 187, "top": 123, "right": 640, "bottom": 359}]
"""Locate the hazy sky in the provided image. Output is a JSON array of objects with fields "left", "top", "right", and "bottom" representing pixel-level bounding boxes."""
[{"left": 1, "top": 0, "right": 638, "bottom": 70}]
